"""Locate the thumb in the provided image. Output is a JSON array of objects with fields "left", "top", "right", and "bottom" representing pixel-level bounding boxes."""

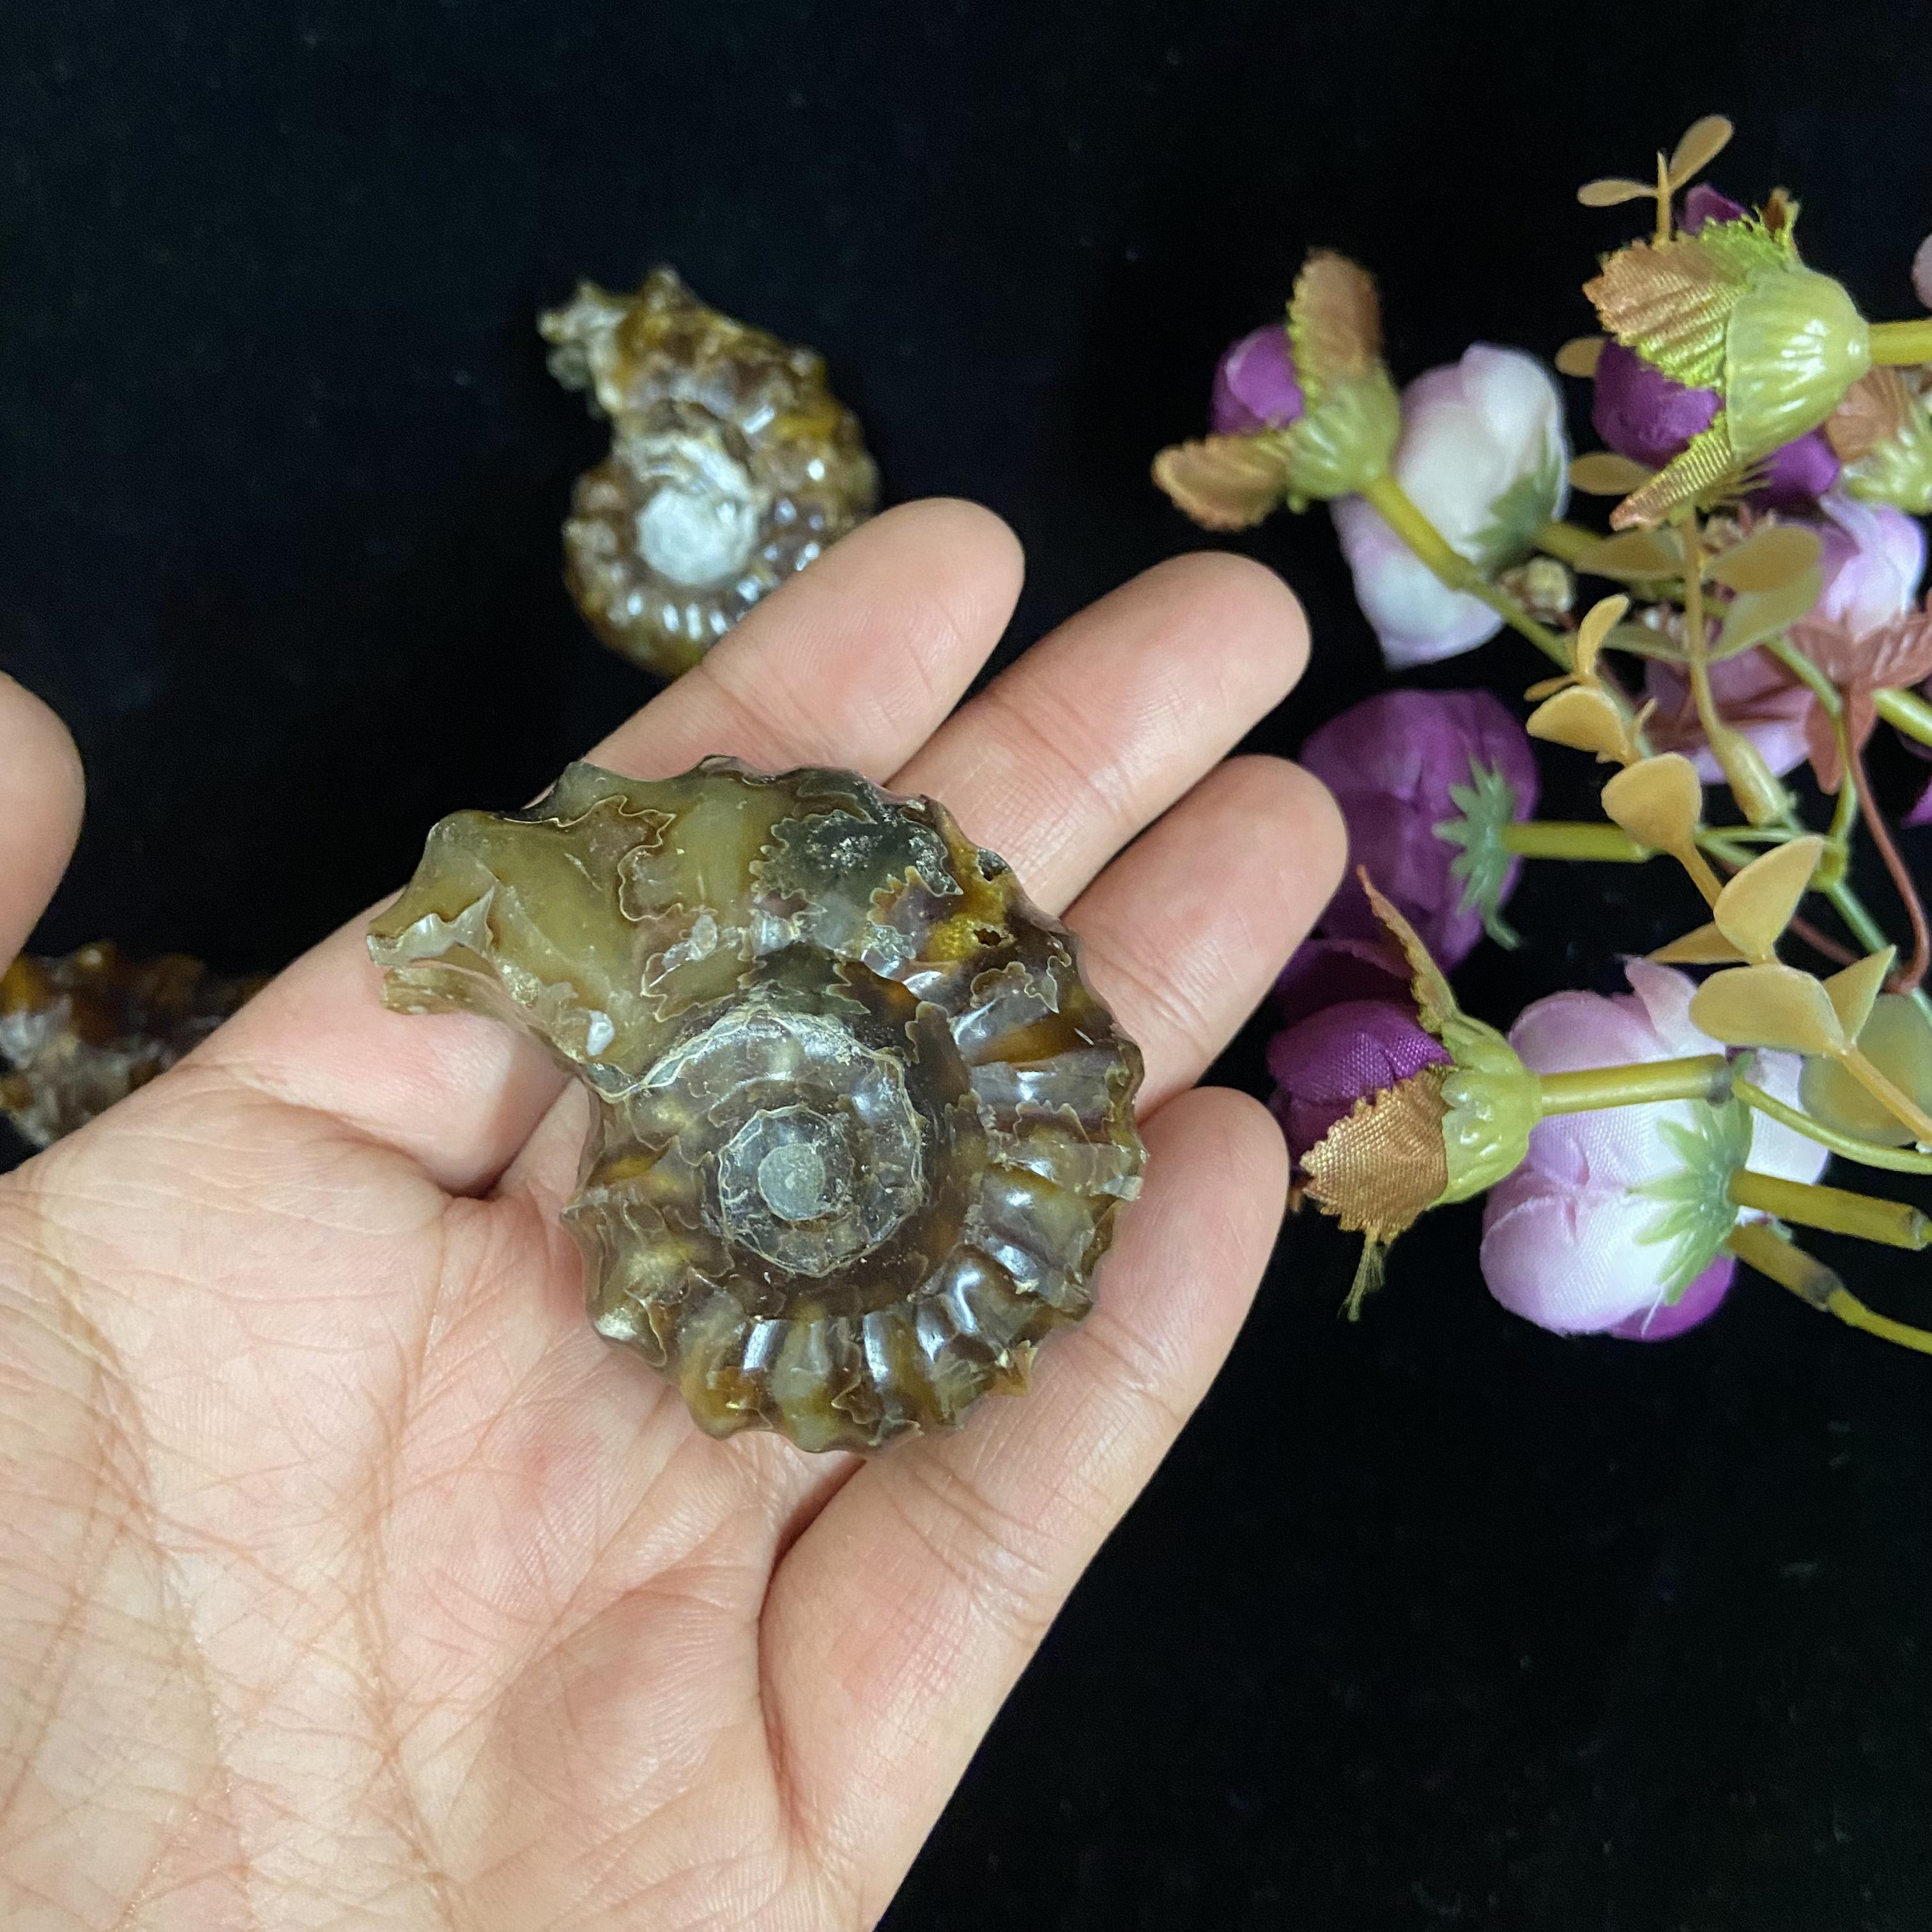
[{"left": 0, "top": 675, "right": 84, "bottom": 966}]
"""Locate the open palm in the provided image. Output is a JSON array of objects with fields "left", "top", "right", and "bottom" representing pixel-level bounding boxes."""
[{"left": 0, "top": 502, "right": 1341, "bottom": 1930}]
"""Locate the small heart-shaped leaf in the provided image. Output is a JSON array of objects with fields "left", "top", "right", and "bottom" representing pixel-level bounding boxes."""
[
  {"left": 1667, "top": 114, "right": 1734, "bottom": 187},
  {"left": 1601, "top": 755, "right": 1704, "bottom": 852},
  {"left": 1714, "top": 566, "right": 1825, "bottom": 657},
  {"left": 1651, "top": 922, "right": 1749, "bottom": 965},
  {"left": 1574, "top": 528, "right": 1685, "bottom": 583},
  {"left": 1570, "top": 452, "right": 1655, "bottom": 496},
  {"left": 1527, "top": 686, "right": 1630, "bottom": 762},
  {"left": 1823, "top": 947, "right": 1897, "bottom": 1043},
  {"left": 1599, "top": 620, "right": 1689, "bottom": 663},
  {"left": 1705, "top": 524, "right": 1823, "bottom": 594},
  {"left": 1555, "top": 337, "right": 1607, "bottom": 377},
  {"left": 1690, "top": 963, "right": 1847, "bottom": 1056},
  {"left": 1712, "top": 835, "right": 1825, "bottom": 959},
  {"left": 1575, "top": 594, "right": 1632, "bottom": 675},
  {"left": 1578, "top": 176, "right": 1657, "bottom": 207}
]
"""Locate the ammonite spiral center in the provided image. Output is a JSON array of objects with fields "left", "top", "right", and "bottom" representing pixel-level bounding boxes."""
[
  {"left": 625, "top": 419, "right": 763, "bottom": 588},
  {"left": 369, "top": 756, "right": 1145, "bottom": 1453},
  {"left": 661, "top": 1003, "right": 926, "bottom": 1278}
]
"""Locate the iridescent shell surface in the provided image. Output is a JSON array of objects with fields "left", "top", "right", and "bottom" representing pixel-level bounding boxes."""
[
  {"left": 0, "top": 945, "right": 261, "bottom": 1149},
  {"left": 369, "top": 759, "right": 1144, "bottom": 1452},
  {"left": 541, "top": 268, "right": 878, "bottom": 678}
]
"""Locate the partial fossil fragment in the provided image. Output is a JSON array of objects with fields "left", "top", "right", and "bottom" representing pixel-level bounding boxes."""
[
  {"left": 541, "top": 268, "right": 878, "bottom": 678},
  {"left": 0, "top": 944, "right": 261, "bottom": 1149},
  {"left": 370, "top": 758, "right": 1144, "bottom": 1452}
]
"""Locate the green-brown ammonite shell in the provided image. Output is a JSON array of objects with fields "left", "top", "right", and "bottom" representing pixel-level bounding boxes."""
[
  {"left": 541, "top": 268, "right": 878, "bottom": 678},
  {"left": 369, "top": 758, "right": 1144, "bottom": 1452}
]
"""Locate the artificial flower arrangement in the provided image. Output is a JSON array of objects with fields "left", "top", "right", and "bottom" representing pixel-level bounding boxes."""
[{"left": 1155, "top": 115, "right": 1932, "bottom": 1351}]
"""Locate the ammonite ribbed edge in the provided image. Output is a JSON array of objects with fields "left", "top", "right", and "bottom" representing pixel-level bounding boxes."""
[{"left": 368, "top": 757, "right": 1144, "bottom": 1452}]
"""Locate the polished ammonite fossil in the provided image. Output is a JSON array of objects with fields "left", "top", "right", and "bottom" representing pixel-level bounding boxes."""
[
  {"left": 0, "top": 945, "right": 263, "bottom": 1149},
  {"left": 369, "top": 758, "right": 1144, "bottom": 1452},
  {"left": 540, "top": 268, "right": 878, "bottom": 678}
]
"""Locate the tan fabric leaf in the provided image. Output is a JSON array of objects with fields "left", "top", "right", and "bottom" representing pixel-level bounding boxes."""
[
  {"left": 1826, "top": 368, "right": 1914, "bottom": 463},
  {"left": 1151, "top": 435, "right": 1289, "bottom": 530},
  {"left": 1583, "top": 236, "right": 1742, "bottom": 391},
  {"left": 1667, "top": 114, "right": 1734, "bottom": 187},
  {"left": 1712, "top": 834, "right": 1825, "bottom": 960},
  {"left": 1689, "top": 962, "right": 1847, "bottom": 1055},
  {"left": 1577, "top": 177, "right": 1657, "bottom": 207},
  {"left": 1527, "top": 686, "right": 1631, "bottom": 762},
  {"left": 1289, "top": 250, "right": 1382, "bottom": 394},
  {"left": 1705, "top": 523, "right": 1823, "bottom": 593},
  {"left": 1358, "top": 872, "right": 1457, "bottom": 1036},
  {"left": 1601, "top": 755, "right": 1704, "bottom": 850},
  {"left": 1555, "top": 337, "right": 1607, "bottom": 377},
  {"left": 1650, "top": 922, "right": 1749, "bottom": 965},
  {"left": 1570, "top": 452, "right": 1655, "bottom": 495},
  {"left": 1301, "top": 1067, "right": 1451, "bottom": 1240},
  {"left": 1611, "top": 417, "right": 1742, "bottom": 529},
  {"left": 1574, "top": 528, "right": 1684, "bottom": 583},
  {"left": 1823, "top": 947, "right": 1897, "bottom": 1043}
]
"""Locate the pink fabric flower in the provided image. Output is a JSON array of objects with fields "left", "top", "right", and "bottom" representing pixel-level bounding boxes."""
[
  {"left": 1210, "top": 325, "right": 1304, "bottom": 436},
  {"left": 1298, "top": 690, "right": 1539, "bottom": 970},
  {"left": 1480, "top": 962, "right": 1826, "bottom": 1338},
  {"left": 1331, "top": 346, "right": 1569, "bottom": 669},
  {"left": 1811, "top": 491, "right": 1927, "bottom": 635},
  {"left": 1644, "top": 648, "right": 1814, "bottom": 781},
  {"left": 1644, "top": 493, "right": 1927, "bottom": 781}
]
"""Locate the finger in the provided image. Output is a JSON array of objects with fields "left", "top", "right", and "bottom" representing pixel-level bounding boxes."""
[
  {"left": 197, "top": 502, "right": 1025, "bottom": 1193},
  {"left": 1066, "top": 755, "right": 1344, "bottom": 1112},
  {"left": 890, "top": 551, "right": 1309, "bottom": 913},
  {"left": 0, "top": 675, "right": 84, "bottom": 965},
  {"left": 760, "top": 1087, "right": 1289, "bottom": 1922},
  {"left": 588, "top": 498, "right": 1024, "bottom": 780}
]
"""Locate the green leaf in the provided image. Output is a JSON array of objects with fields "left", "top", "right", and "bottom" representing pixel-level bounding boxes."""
[
  {"left": 1573, "top": 526, "right": 1685, "bottom": 584},
  {"left": 1434, "top": 759, "right": 1527, "bottom": 949},
  {"left": 1713, "top": 565, "right": 1824, "bottom": 658},
  {"left": 1632, "top": 1095, "right": 1754, "bottom": 1298},
  {"left": 1469, "top": 443, "right": 1566, "bottom": 573}
]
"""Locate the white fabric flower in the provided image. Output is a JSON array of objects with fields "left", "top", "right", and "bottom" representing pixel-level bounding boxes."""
[{"left": 1332, "top": 345, "right": 1570, "bottom": 670}]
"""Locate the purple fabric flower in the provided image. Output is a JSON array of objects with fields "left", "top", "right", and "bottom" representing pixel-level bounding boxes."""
[
  {"left": 1592, "top": 342, "right": 1839, "bottom": 512},
  {"left": 1680, "top": 185, "right": 1747, "bottom": 233},
  {"left": 1268, "top": 938, "right": 1446, "bottom": 1165},
  {"left": 1210, "top": 325, "right": 1304, "bottom": 436},
  {"left": 1299, "top": 690, "right": 1538, "bottom": 971},
  {"left": 1914, "top": 232, "right": 1932, "bottom": 311},
  {"left": 1268, "top": 995, "right": 1450, "bottom": 1166}
]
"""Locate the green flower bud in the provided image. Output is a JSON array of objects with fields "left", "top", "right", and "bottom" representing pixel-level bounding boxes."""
[
  {"left": 1280, "top": 365, "right": 1403, "bottom": 509},
  {"left": 1434, "top": 1011, "right": 1539, "bottom": 1203},
  {"left": 1724, "top": 265, "right": 1872, "bottom": 461}
]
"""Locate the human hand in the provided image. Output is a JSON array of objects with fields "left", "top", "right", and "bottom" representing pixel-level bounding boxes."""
[{"left": 0, "top": 501, "right": 1341, "bottom": 1929}]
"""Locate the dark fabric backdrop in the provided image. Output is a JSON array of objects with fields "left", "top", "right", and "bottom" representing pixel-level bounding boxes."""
[{"left": 4, "top": 4, "right": 1931, "bottom": 1926}]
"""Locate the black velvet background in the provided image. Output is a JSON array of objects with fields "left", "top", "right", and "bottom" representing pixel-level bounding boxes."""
[{"left": 5, "top": 4, "right": 1932, "bottom": 1926}]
